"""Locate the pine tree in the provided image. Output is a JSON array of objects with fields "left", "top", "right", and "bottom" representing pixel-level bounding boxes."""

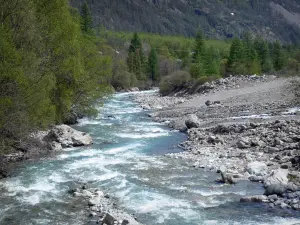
[
  {"left": 193, "top": 30, "right": 205, "bottom": 62},
  {"left": 80, "top": 2, "right": 93, "bottom": 34},
  {"left": 272, "top": 41, "right": 285, "bottom": 71},
  {"left": 127, "top": 33, "right": 145, "bottom": 80},
  {"left": 148, "top": 48, "right": 159, "bottom": 81},
  {"left": 227, "top": 38, "right": 244, "bottom": 74}
]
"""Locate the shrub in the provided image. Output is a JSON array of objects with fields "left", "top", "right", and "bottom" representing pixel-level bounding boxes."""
[{"left": 159, "top": 70, "right": 191, "bottom": 96}]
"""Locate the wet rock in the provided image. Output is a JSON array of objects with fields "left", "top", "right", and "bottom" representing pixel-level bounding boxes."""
[
  {"left": 88, "top": 196, "right": 101, "bottom": 206},
  {"left": 240, "top": 195, "right": 268, "bottom": 203},
  {"left": 264, "top": 184, "right": 287, "bottom": 196},
  {"left": 221, "top": 172, "right": 238, "bottom": 184},
  {"left": 103, "top": 213, "right": 117, "bottom": 225},
  {"left": 249, "top": 175, "right": 264, "bottom": 182}
]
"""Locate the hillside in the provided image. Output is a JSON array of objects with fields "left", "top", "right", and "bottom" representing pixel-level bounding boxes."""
[{"left": 70, "top": 0, "right": 300, "bottom": 43}]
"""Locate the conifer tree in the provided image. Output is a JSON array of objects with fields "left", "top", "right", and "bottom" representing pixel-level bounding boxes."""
[
  {"left": 148, "top": 48, "right": 159, "bottom": 81},
  {"left": 193, "top": 30, "right": 205, "bottom": 62},
  {"left": 227, "top": 38, "right": 244, "bottom": 74},
  {"left": 272, "top": 41, "right": 285, "bottom": 71},
  {"left": 80, "top": 2, "right": 93, "bottom": 34},
  {"left": 127, "top": 33, "right": 145, "bottom": 80}
]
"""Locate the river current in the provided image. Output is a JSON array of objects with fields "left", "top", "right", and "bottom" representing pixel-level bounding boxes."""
[{"left": 0, "top": 91, "right": 300, "bottom": 225}]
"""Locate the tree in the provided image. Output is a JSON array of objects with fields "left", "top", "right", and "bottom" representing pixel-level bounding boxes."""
[
  {"left": 227, "top": 38, "right": 244, "bottom": 74},
  {"left": 148, "top": 48, "right": 159, "bottom": 81},
  {"left": 127, "top": 33, "right": 145, "bottom": 80},
  {"left": 80, "top": 2, "right": 93, "bottom": 34},
  {"left": 193, "top": 30, "right": 205, "bottom": 62},
  {"left": 272, "top": 41, "right": 285, "bottom": 71}
]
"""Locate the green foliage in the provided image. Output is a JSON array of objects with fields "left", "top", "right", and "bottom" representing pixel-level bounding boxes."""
[
  {"left": 147, "top": 48, "right": 159, "bottom": 81},
  {"left": 0, "top": 0, "right": 112, "bottom": 152},
  {"left": 159, "top": 71, "right": 191, "bottom": 96},
  {"left": 127, "top": 33, "right": 145, "bottom": 80},
  {"left": 80, "top": 2, "right": 93, "bottom": 34}
]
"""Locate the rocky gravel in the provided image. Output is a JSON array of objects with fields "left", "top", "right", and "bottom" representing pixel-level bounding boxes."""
[{"left": 134, "top": 75, "right": 300, "bottom": 211}]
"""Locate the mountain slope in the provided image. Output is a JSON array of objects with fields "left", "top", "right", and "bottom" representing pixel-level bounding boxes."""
[{"left": 70, "top": 0, "right": 300, "bottom": 43}]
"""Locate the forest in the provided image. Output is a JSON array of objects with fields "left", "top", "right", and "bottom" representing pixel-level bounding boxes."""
[{"left": 1, "top": 0, "right": 300, "bottom": 153}]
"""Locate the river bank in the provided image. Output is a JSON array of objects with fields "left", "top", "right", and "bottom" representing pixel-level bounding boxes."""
[{"left": 134, "top": 75, "right": 300, "bottom": 210}]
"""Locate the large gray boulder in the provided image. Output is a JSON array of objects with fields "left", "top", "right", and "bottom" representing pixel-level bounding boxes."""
[
  {"left": 264, "top": 168, "right": 289, "bottom": 187},
  {"left": 185, "top": 114, "right": 200, "bottom": 129},
  {"left": 44, "top": 125, "right": 93, "bottom": 148},
  {"left": 264, "top": 168, "right": 289, "bottom": 196},
  {"left": 246, "top": 161, "right": 268, "bottom": 177}
]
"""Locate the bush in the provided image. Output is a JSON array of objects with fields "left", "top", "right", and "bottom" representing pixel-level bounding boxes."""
[{"left": 159, "top": 70, "right": 191, "bottom": 96}]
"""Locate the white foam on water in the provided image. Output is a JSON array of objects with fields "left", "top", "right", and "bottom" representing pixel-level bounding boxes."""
[
  {"left": 67, "top": 155, "right": 126, "bottom": 170},
  {"left": 77, "top": 118, "right": 101, "bottom": 126},
  {"left": 3, "top": 177, "right": 56, "bottom": 196},
  {"left": 48, "top": 173, "right": 66, "bottom": 183},
  {"left": 191, "top": 189, "right": 247, "bottom": 197},
  {"left": 59, "top": 149, "right": 100, "bottom": 159},
  {"left": 104, "top": 143, "right": 144, "bottom": 155},
  {"left": 20, "top": 192, "right": 41, "bottom": 205},
  {"left": 116, "top": 132, "right": 169, "bottom": 139}
]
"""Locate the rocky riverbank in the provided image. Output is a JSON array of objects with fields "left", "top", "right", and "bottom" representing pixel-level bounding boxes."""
[
  {"left": 0, "top": 124, "right": 93, "bottom": 179},
  {"left": 134, "top": 75, "right": 300, "bottom": 211}
]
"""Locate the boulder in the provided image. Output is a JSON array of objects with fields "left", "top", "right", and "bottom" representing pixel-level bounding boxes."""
[
  {"left": 44, "top": 125, "right": 92, "bottom": 148},
  {"left": 246, "top": 161, "right": 268, "bottom": 176},
  {"left": 185, "top": 114, "right": 200, "bottom": 129},
  {"left": 264, "top": 168, "right": 289, "bottom": 187},
  {"left": 88, "top": 196, "right": 102, "bottom": 206},
  {"left": 221, "top": 172, "right": 238, "bottom": 184},
  {"left": 264, "top": 184, "right": 287, "bottom": 196}
]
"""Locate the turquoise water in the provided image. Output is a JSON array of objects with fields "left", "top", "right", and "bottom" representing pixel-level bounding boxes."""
[{"left": 0, "top": 91, "right": 300, "bottom": 225}]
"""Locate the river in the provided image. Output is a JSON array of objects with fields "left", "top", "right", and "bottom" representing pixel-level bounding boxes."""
[{"left": 0, "top": 91, "right": 300, "bottom": 225}]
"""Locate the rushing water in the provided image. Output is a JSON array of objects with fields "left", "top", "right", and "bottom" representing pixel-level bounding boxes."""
[{"left": 1, "top": 91, "right": 300, "bottom": 225}]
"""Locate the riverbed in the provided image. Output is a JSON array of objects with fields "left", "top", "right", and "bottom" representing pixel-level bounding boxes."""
[{"left": 0, "top": 91, "right": 300, "bottom": 225}]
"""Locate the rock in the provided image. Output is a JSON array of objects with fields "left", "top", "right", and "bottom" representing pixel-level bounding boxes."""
[
  {"left": 89, "top": 211, "right": 97, "bottom": 217},
  {"left": 264, "top": 184, "right": 287, "bottom": 196},
  {"left": 205, "top": 100, "right": 212, "bottom": 106},
  {"left": 130, "top": 87, "right": 139, "bottom": 92},
  {"left": 280, "top": 164, "right": 289, "bottom": 169},
  {"left": 246, "top": 161, "right": 268, "bottom": 176},
  {"left": 249, "top": 175, "right": 264, "bottom": 182},
  {"left": 240, "top": 195, "right": 268, "bottom": 203},
  {"left": 268, "top": 194, "right": 278, "bottom": 202},
  {"left": 221, "top": 172, "right": 238, "bottom": 184},
  {"left": 168, "top": 120, "right": 187, "bottom": 132},
  {"left": 103, "top": 213, "right": 117, "bottom": 225},
  {"left": 185, "top": 114, "right": 200, "bottom": 129},
  {"left": 88, "top": 196, "right": 101, "bottom": 206},
  {"left": 264, "top": 146, "right": 280, "bottom": 153},
  {"left": 44, "top": 125, "right": 92, "bottom": 148},
  {"left": 82, "top": 190, "right": 93, "bottom": 197},
  {"left": 121, "top": 219, "right": 129, "bottom": 225},
  {"left": 264, "top": 168, "right": 289, "bottom": 187},
  {"left": 237, "top": 140, "right": 249, "bottom": 149},
  {"left": 48, "top": 141, "right": 63, "bottom": 151}
]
